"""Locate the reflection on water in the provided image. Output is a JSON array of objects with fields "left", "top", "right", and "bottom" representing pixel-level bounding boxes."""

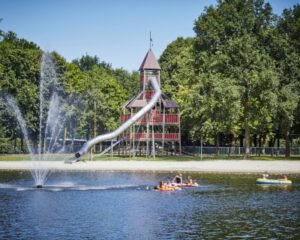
[{"left": 0, "top": 171, "right": 299, "bottom": 239}]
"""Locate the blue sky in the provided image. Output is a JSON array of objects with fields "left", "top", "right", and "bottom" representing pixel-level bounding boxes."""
[{"left": 0, "top": 0, "right": 299, "bottom": 71}]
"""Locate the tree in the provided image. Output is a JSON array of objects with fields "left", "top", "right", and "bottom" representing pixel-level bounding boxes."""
[
  {"left": 0, "top": 31, "right": 41, "bottom": 146},
  {"left": 80, "top": 66, "right": 127, "bottom": 138},
  {"left": 159, "top": 37, "right": 195, "bottom": 143},
  {"left": 159, "top": 37, "right": 194, "bottom": 98},
  {"left": 73, "top": 54, "right": 112, "bottom": 72},
  {"left": 275, "top": 4, "right": 300, "bottom": 156},
  {"left": 278, "top": 4, "right": 300, "bottom": 52},
  {"left": 113, "top": 68, "right": 139, "bottom": 98},
  {"left": 192, "top": 0, "right": 279, "bottom": 157}
]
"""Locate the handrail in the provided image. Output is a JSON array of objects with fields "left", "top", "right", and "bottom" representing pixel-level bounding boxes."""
[{"left": 66, "top": 77, "right": 161, "bottom": 163}]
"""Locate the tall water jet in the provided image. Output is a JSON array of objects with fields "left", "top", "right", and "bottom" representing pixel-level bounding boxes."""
[
  {"left": 2, "top": 51, "right": 68, "bottom": 187},
  {"left": 39, "top": 52, "right": 59, "bottom": 158},
  {"left": 3, "top": 95, "right": 49, "bottom": 187}
]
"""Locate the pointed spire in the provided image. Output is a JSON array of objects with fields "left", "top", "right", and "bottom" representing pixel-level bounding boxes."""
[
  {"left": 139, "top": 49, "right": 161, "bottom": 70},
  {"left": 150, "top": 32, "right": 153, "bottom": 49}
]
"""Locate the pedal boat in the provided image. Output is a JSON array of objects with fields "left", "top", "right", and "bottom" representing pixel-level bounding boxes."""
[
  {"left": 256, "top": 178, "right": 292, "bottom": 185},
  {"left": 172, "top": 182, "right": 199, "bottom": 187},
  {"left": 155, "top": 186, "right": 181, "bottom": 191}
]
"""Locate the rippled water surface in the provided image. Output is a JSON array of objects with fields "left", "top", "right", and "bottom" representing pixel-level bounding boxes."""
[{"left": 0, "top": 170, "right": 299, "bottom": 239}]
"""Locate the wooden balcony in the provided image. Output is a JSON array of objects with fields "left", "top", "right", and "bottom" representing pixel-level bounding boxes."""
[
  {"left": 120, "top": 114, "right": 180, "bottom": 125},
  {"left": 121, "top": 133, "right": 180, "bottom": 141}
]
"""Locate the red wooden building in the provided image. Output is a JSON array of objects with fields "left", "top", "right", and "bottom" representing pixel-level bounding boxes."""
[{"left": 119, "top": 49, "right": 181, "bottom": 156}]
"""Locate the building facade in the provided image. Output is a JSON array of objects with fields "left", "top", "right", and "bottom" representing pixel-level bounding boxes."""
[{"left": 119, "top": 49, "right": 181, "bottom": 156}]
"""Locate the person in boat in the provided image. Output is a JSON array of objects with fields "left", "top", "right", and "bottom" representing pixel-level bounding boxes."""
[
  {"left": 173, "top": 173, "right": 182, "bottom": 184},
  {"left": 185, "top": 176, "right": 198, "bottom": 186},
  {"left": 282, "top": 175, "right": 288, "bottom": 181},
  {"left": 154, "top": 181, "right": 164, "bottom": 190},
  {"left": 262, "top": 172, "right": 269, "bottom": 179},
  {"left": 186, "top": 176, "right": 193, "bottom": 185},
  {"left": 166, "top": 181, "right": 173, "bottom": 187}
]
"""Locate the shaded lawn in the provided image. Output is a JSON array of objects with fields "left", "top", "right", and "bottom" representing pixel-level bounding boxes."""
[{"left": 1, "top": 154, "right": 300, "bottom": 161}]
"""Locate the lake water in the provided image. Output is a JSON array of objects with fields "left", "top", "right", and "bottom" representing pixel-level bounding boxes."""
[{"left": 0, "top": 170, "right": 299, "bottom": 239}]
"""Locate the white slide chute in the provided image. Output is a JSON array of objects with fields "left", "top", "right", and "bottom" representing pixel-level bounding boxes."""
[{"left": 65, "top": 77, "right": 161, "bottom": 163}]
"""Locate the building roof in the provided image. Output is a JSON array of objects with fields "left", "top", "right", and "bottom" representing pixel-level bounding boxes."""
[
  {"left": 127, "top": 99, "right": 148, "bottom": 108},
  {"left": 162, "top": 99, "right": 180, "bottom": 108},
  {"left": 139, "top": 49, "right": 161, "bottom": 70},
  {"left": 121, "top": 92, "right": 146, "bottom": 109},
  {"left": 122, "top": 91, "right": 180, "bottom": 109},
  {"left": 121, "top": 99, "right": 131, "bottom": 109}
]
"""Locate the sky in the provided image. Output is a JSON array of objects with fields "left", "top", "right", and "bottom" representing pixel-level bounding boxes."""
[{"left": 0, "top": 0, "right": 299, "bottom": 71}]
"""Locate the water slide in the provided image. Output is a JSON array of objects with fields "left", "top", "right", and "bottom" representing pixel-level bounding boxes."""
[
  {"left": 95, "top": 139, "right": 123, "bottom": 157},
  {"left": 65, "top": 77, "right": 161, "bottom": 163}
]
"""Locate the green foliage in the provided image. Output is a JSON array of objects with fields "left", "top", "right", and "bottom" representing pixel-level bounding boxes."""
[
  {"left": 113, "top": 68, "right": 139, "bottom": 98},
  {"left": 0, "top": 0, "right": 299, "bottom": 156},
  {"left": 72, "top": 54, "right": 112, "bottom": 72},
  {"left": 194, "top": 1, "right": 278, "bottom": 147},
  {"left": 278, "top": 4, "right": 300, "bottom": 52},
  {"left": 0, "top": 31, "right": 134, "bottom": 149},
  {"left": 192, "top": 0, "right": 279, "bottom": 148},
  {"left": 159, "top": 37, "right": 195, "bottom": 139},
  {"left": 160, "top": 0, "right": 299, "bottom": 158},
  {"left": 79, "top": 65, "right": 127, "bottom": 136},
  {"left": 65, "top": 55, "right": 135, "bottom": 139},
  {"left": 0, "top": 32, "right": 41, "bottom": 141}
]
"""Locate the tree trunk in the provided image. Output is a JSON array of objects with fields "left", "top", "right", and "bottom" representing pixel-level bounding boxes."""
[
  {"left": 285, "top": 129, "right": 291, "bottom": 158},
  {"left": 215, "top": 133, "right": 220, "bottom": 156},
  {"left": 14, "top": 135, "right": 17, "bottom": 152},
  {"left": 71, "top": 124, "right": 75, "bottom": 152},
  {"left": 21, "top": 135, "right": 24, "bottom": 153},
  {"left": 63, "top": 127, "right": 67, "bottom": 149},
  {"left": 244, "top": 120, "right": 250, "bottom": 159},
  {"left": 93, "top": 101, "right": 97, "bottom": 154},
  {"left": 228, "top": 136, "right": 234, "bottom": 157},
  {"left": 253, "top": 134, "right": 257, "bottom": 147},
  {"left": 239, "top": 135, "right": 243, "bottom": 147},
  {"left": 262, "top": 135, "right": 266, "bottom": 155}
]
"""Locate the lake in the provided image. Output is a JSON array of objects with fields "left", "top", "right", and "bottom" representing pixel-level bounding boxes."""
[{"left": 0, "top": 170, "right": 299, "bottom": 239}]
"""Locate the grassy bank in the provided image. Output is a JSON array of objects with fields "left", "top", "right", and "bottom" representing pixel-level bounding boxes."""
[{"left": 1, "top": 154, "right": 300, "bottom": 161}]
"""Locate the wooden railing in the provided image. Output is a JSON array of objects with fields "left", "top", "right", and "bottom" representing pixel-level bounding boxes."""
[
  {"left": 121, "top": 133, "right": 180, "bottom": 140},
  {"left": 120, "top": 114, "right": 179, "bottom": 124}
]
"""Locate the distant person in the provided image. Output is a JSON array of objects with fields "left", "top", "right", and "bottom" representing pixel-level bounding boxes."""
[
  {"left": 154, "top": 181, "right": 164, "bottom": 190},
  {"left": 166, "top": 181, "right": 173, "bottom": 187},
  {"left": 282, "top": 175, "right": 288, "bottom": 180},
  {"left": 262, "top": 172, "right": 269, "bottom": 179},
  {"left": 186, "top": 176, "right": 198, "bottom": 186},
  {"left": 173, "top": 173, "right": 182, "bottom": 184},
  {"left": 186, "top": 176, "right": 193, "bottom": 185}
]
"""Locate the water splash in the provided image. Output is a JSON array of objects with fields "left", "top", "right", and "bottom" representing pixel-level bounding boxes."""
[
  {"left": 3, "top": 95, "right": 50, "bottom": 185},
  {"left": 39, "top": 52, "right": 59, "bottom": 158},
  {"left": 4, "top": 95, "right": 34, "bottom": 157},
  {"left": 3, "top": 51, "right": 68, "bottom": 187}
]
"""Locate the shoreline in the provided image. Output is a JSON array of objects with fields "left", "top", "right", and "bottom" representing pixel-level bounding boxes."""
[{"left": 0, "top": 160, "right": 300, "bottom": 174}]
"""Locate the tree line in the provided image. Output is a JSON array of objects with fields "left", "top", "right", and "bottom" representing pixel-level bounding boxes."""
[
  {"left": 0, "top": 0, "right": 300, "bottom": 158},
  {"left": 0, "top": 31, "right": 139, "bottom": 153},
  {"left": 159, "top": 0, "right": 300, "bottom": 157}
]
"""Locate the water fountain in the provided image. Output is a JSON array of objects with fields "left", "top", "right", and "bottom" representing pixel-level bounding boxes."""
[
  {"left": 2, "top": 51, "right": 162, "bottom": 187},
  {"left": 3, "top": 52, "right": 68, "bottom": 188}
]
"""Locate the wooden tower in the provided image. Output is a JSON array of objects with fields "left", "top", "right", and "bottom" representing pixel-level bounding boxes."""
[{"left": 119, "top": 49, "right": 181, "bottom": 157}]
